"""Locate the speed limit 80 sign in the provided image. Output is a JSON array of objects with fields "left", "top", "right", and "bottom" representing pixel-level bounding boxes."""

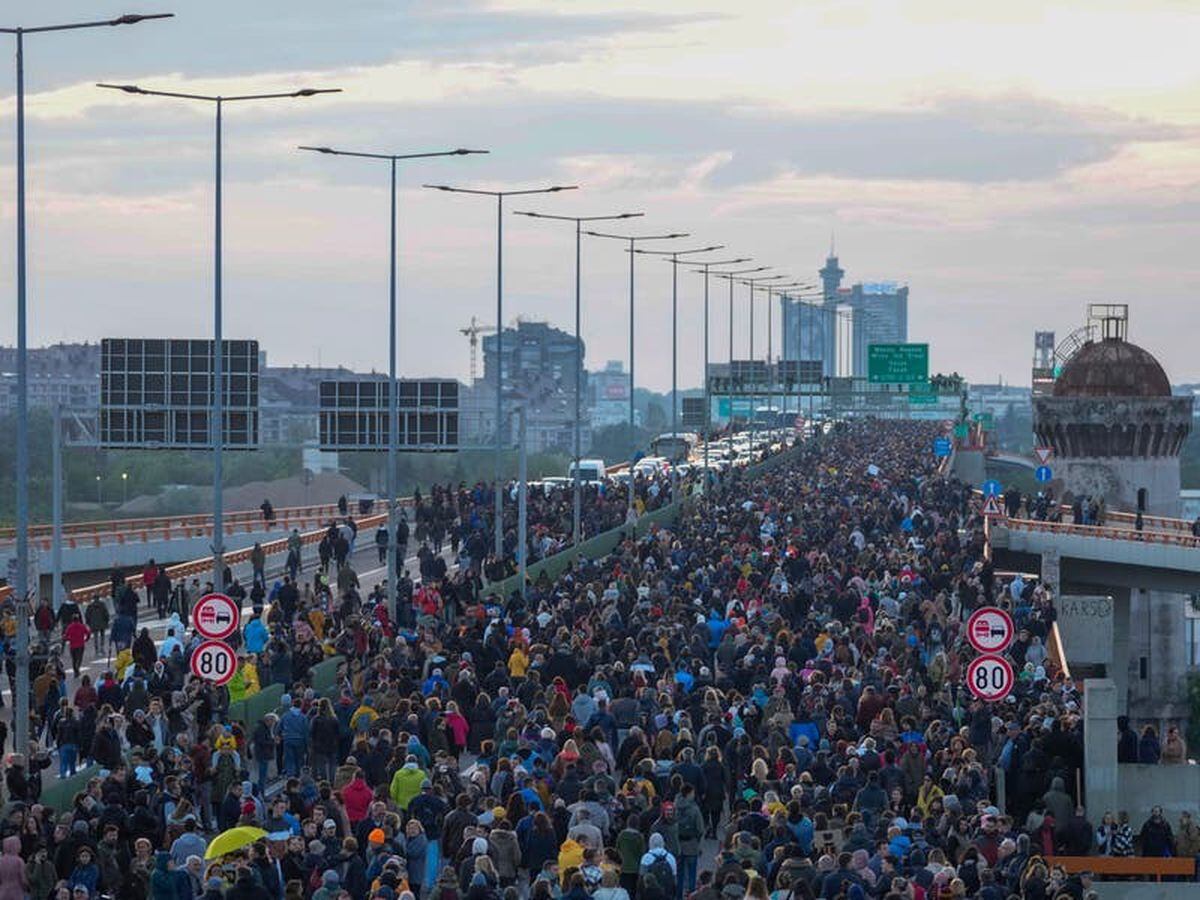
[
  {"left": 191, "top": 640, "right": 238, "bottom": 686},
  {"left": 966, "top": 654, "right": 1014, "bottom": 703}
]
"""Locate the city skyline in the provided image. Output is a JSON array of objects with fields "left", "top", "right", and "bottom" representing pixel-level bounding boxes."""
[{"left": 1, "top": 1, "right": 1197, "bottom": 390}]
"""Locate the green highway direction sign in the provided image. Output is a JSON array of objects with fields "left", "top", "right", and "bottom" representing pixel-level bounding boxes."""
[
  {"left": 908, "top": 381, "right": 937, "bottom": 405},
  {"left": 972, "top": 411, "right": 995, "bottom": 430},
  {"left": 717, "top": 398, "right": 754, "bottom": 417},
  {"left": 868, "top": 343, "right": 929, "bottom": 384},
  {"left": 953, "top": 423, "right": 969, "bottom": 439}
]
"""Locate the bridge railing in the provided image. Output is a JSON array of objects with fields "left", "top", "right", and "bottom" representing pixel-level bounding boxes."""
[
  {"left": 0, "top": 500, "right": 351, "bottom": 542},
  {"left": 1001, "top": 515, "right": 1200, "bottom": 548}
]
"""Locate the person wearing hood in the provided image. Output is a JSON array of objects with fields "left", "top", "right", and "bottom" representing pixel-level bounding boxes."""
[
  {"left": 312, "top": 869, "right": 341, "bottom": 900},
  {"left": 390, "top": 757, "right": 429, "bottom": 810},
  {"left": 674, "top": 785, "right": 706, "bottom": 897},
  {"left": 340, "top": 767, "right": 375, "bottom": 824},
  {"left": 639, "top": 833, "right": 677, "bottom": 898},
  {"left": 0, "top": 835, "right": 28, "bottom": 900},
  {"left": 488, "top": 819, "right": 521, "bottom": 887},
  {"left": 244, "top": 614, "right": 269, "bottom": 655},
  {"left": 1041, "top": 777, "right": 1072, "bottom": 836}
]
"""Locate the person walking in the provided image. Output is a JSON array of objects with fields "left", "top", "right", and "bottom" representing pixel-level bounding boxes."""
[
  {"left": 250, "top": 543, "right": 267, "bottom": 589},
  {"left": 63, "top": 618, "right": 91, "bottom": 679},
  {"left": 84, "top": 596, "right": 110, "bottom": 657}
]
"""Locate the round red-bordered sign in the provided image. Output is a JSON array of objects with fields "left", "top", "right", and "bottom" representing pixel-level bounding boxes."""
[
  {"left": 966, "top": 654, "right": 1014, "bottom": 703},
  {"left": 966, "top": 606, "right": 1014, "bottom": 654},
  {"left": 192, "top": 592, "right": 241, "bottom": 641},
  {"left": 190, "top": 640, "right": 238, "bottom": 686}
]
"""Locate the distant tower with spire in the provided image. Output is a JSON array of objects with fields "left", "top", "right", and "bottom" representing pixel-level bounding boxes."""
[{"left": 819, "top": 233, "right": 844, "bottom": 301}]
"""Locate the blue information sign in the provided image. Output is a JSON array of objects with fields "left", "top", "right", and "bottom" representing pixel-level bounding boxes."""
[
  {"left": 982, "top": 479, "right": 1003, "bottom": 498},
  {"left": 933, "top": 437, "right": 951, "bottom": 458},
  {"left": 1035, "top": 466, "right": 1053, "bottom": 483}
]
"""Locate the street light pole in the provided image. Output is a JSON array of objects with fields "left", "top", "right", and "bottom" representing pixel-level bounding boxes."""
[
  {"left": 99, "top": 81, "right": 341, "bottom": 592},
  {"left": 516, "top": 404, "right": 527, "bottom": 601},
  {"left": 425, "top": 184, "right": 578, "bottom": 562},
  {"left": 738, "top": 275, "right": 787, "bottom": 447},
  {"left": 634, "top": 245, "right": 724, "bottom": 493},
  {"left": 583, "top": 230, "right": 688, "bottom": 528},
  {"left": 688, "top": 259, "right": 750, "bottom": 485},
  {"left": 758, "top": 283, "right": 813, "bottom": 420},
  {"left": 2, "top": 9, "right": 172, "bottom": 760},
  {"left": 709, "top": 268, "right": 770, "bottom": 432},
  {"left": 299, "top": 146, "right": 486, "bottom": 616},
  {"left": 51, "top": 404, "right": 62, "bottom": 613},
  {"left": 513, "top": 210, "right": 643, "bottom": 549}
]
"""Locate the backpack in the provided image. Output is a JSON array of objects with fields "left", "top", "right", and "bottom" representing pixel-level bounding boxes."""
[
  {"left": 646, "top": 853, "right": 675, "bottom": 893},
  {"left": 678, "top": 808, "right": 700, "bottom": 842}
]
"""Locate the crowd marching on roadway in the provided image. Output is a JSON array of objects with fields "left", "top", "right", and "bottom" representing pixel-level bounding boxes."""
[{"left": 0, "top": 420, "right": 1194, "bottom": 900}]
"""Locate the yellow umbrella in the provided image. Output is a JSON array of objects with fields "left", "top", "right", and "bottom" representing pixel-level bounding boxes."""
[{"left": 204, "top": 826, "right": 268, "bottom": 860}]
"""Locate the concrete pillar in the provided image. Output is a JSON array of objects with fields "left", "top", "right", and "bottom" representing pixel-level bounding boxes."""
[
  {"left": 1084, "top": 678, "right": 1119, "bottom": 820},
  {"left": 1040, "top": 548, "right": 1060, "bottom": 596},
  {"left": 1111, "top": 587, "right": 1131, "bottom": 716},
  {"left": 1148, "top": 589, "right": 1189, "bottom": 719}
]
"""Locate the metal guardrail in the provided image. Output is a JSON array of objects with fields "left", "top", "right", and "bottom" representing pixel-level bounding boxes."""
[
  {"left": 0, "top": 500, "right": 349, "bottom": 543},
  {"left": 0, "top": 511, "right": 389, "bottom": 604},
  {"left": 1001, "top": 515, "right": 1200, "bottom": 548}
]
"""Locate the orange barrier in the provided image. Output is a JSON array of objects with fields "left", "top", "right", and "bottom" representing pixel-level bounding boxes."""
[{"left": 1048, "top": 856, "right": 1194, "bottom": 880}]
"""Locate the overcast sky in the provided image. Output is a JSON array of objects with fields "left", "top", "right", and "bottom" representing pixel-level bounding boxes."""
[{"left": 2, "top": 0, "right": 1198, "bottom": 389}]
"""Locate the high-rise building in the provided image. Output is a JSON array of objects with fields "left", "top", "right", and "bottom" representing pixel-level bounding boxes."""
[
  {"left": 0, "top": 342, "right": 100, "bottom": 415},
  {"left": 470, "top": 319, "right": 587, "bottom": 454},
  {"left": 780, "top": 252, "right": 908, "bottom": 380},
  {"left": 588, "top": 360, "right": 635, "bottom": 429}
]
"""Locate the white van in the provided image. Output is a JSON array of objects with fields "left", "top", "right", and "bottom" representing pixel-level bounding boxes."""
[{"left": 568, "top": 458, "right": 607, "bottom": 483}]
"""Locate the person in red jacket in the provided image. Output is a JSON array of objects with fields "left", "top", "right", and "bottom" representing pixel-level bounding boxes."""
[
  {"left": 63, "top": 619, "right": 92, "bottom": 678},
  {"left": 141, "top": 559, "right": 158, "bottom": 607},
  {"left": 340, "top": 767, "right": 375, "bottom": 824}
]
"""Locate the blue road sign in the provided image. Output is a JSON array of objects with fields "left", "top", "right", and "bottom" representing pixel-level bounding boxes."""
[
  {"left": 933, "top": 437, "right": 951, "bottom": 458},
  {"left": 1035, "top": 465, "right": 1053, "bottom": 483},
  {"left": 982, "top": 479, "right": 1003, "bottom": 497}
]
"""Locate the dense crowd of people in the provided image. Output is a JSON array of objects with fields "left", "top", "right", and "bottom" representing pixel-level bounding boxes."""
[{"left": 0, "top": 420, "right": 1193, "bottom": 900}]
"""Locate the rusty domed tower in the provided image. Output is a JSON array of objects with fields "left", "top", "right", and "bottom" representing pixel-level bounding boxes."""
[
  {"left": 1033, "top": 305, "right": 1191, "bottom": 516},
  {"left": 1034, "top": 305, "right": 1193, "bottom": 721}
]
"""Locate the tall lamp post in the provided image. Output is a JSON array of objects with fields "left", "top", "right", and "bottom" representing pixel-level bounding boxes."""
[
  {"left": 98, "top": 81, "right": 341, "bottom": 593},
  {"left": 1, "top": 9, "right": 173, "bottom": 759},
  {"left": 773, "top": 286, "right": 820, "bottom": 416},
  {"left": 709, "top": 267, "right": 770, "bottom": 430},
  {"left": 758, "top": 283, "right": 813, "bottom": 419},
  {"left": 739, "top": 274, "right": 788, "bottom": 444},
  {"left": 583, "top": 230, "right": 688, "bottom": 526},
  {"left": 299, "top": 145, "right": 487, "bottom": 615},
  {"left": 424, "top": 183, "right": 578, "bottom": 560},
  {"left": 632, "top": 246, "right": 724, "bottom": 469},
  {"left": 687, "top": 258, "right": 751, "bottom": 478},
  {"left": 513, "top": 210, "right": 643, "bottom": 550}
]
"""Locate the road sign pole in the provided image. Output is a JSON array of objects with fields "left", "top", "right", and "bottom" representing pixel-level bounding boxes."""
[{"left": 212, "top": 98, "right": 225, "bottom": 591}]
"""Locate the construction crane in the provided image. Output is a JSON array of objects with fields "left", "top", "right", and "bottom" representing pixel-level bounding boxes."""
[{"left": 460, "top": 315, "right": 497, "bottom": 382}]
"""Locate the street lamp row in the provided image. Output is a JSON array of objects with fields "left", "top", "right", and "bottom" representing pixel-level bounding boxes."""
[{"left": 3, "top": 10, "right": 820, "bottom": 753}]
